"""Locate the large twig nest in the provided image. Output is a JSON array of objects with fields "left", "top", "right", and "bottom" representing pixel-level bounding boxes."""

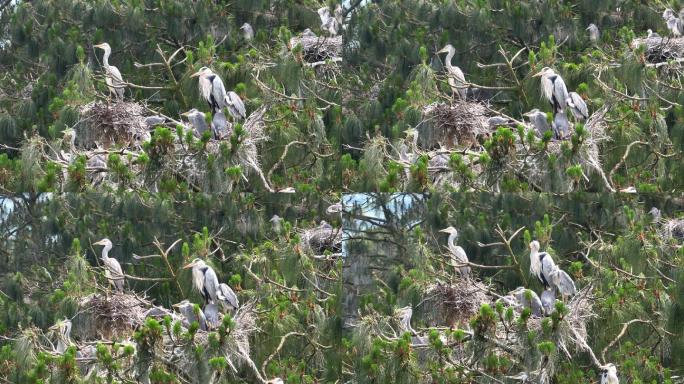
[
  {"left": 300, "top": 222, "right": 342, "bottom": 255},
  {"left": 631, "top": 35, "right": 684, "bottom": 63},
  {"left": 73, "top": 293, "right": 150, "bottom": 341},
  {"left": 419, "top": 101, "right": 491, "bottom": 150},
  {"left": 76, "top": 101, "right": 150, "bottom": 149},
  {"left": 422, "top": 279, "right": 492, "bottom": 327},
  {"left": 289, "top": 34, "right": 342, "bottom": 63}
]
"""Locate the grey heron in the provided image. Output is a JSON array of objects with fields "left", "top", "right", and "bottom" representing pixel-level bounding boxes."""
[
  {"left": 487, "top": 116, "right": 512, "bottom": 129},
  {"left": 649, "top": 207, "right": 662, "bottom": 222},
  {"left": 181, "top": 109, "right": 210, "bottom": 138},
  {"left": 532, "top": 67, "right": 569, "bottom": 114},
  {"left": 211, "top": 110, "right": 233, "bottom": 140},
  {"left": 204, "top": 303, "right": 221, "bottom": 330},
  {"left": 270, "top": 214, "right": 283, "bottom": 234},
  {"left": 93, "top": 238, "right": 124, "bottom": 292},
  {"left": 529, "top": 240, "right": 557, "bottom": 290},
  {"left": 190, "top": 67, "right": 246, "bottom": 120},
  {"left": 87, "top": 154, "right": 107, "bottom": 186},
  {"left": 647, "top": 29, "right": 661, "bottom": 39},
  {"left": 600, "top": 363, "right": 619, "bottom": 384},
  {"left": 326, "top": 202, "right": 342, "bottom": 215},
  {"left": 318, "top": 6, "right": 341, "bottom": 36},
  {"left": 183, "top": 258, "right": 219, "bottom": 305},
  {"left": 49, "top": 318, "right": 73, "bottom": 353},
  {"left": 436, "top": 44, "right": 467, "bottom": 99},
  {"left": 664, "top": 9, "right": 684, "bottom": 36},
  {"left": 439, "top": 226, "right": 471, "bottom": 276},
  {"left": 567, "top": 92, "right": 588, "bottom": 121},
  {"left": 302, "top": 28, "right": 317, "bottom": 38},
  {"left": 217, "top": 283, "right": 239, "bottom": 312},
  {"left": 144, "top": 115, "right": 166, "bottom": 128},
  {"left": 509, "top": 287, "right": 543, "bottom": 317},
  {"left": 395, "top": 306, "right": 428, "bottom": 346},
  {"left": 93, "top": 43, "right": 125, "bottom": 101},
  {"left": 540, "top": 288, "right": 556, "bottom": 315},
  {"left": 524, "top": 109, "right": 551, "bottom": 138},
  {"left": 586, "top": 24, "right": 600, "bottom": 43},
  {"left": 173, "top": 300, "right": 208, "bottom": 331},
  {"left": 549, "top": 268, "right": 577, "bottom": 300},
  {"left": 552, "top": 110, "right": 570, "bottom": 140},
  {"left": 240, "top": 23, "right": 254, "bottom": 41}
]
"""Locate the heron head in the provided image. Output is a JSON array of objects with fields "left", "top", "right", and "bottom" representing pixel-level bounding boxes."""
[
  {"left": 183, "top": 258, "right": 205, "bottom": 269},
  {"left": 190, "top": 66, "right": 211, "bottom": 78},
  {"left": 601, "top": 363, "right": 617, "bottom": 373},
  {"left": 436, "top": 44, "right": 454, "bottom": 55},
  {"left": 239, "top": 23, "right": 251, "bottom": 30},
  {"left": 529, "top": 240, "right": 540, "bottom": 252},
  {"left": 586, "top": 23, "right": 597, "bottom": 31},
  {"left": 93, "top": 238, "right": 112, "bottom": 248},
  {"left": 93, "top": 42, "right": 111, "bottom": 51},
  {"left": 181, "top": 108, "right": 203, "bottom": 119},
  {"left": 523, "top": 108, "right": 541, "bottom": 117},
  {"left": 269, "top": 214, "right": 282, "bottom": 223},
  {"left": 439, "top": 226, "right": 458, "bottom": 236},
  {"left": 172, "top": 300, "right": 191, "bottom": 309},
  {"left": 532, "top": 67, "right": 553, "bottom": 77}
]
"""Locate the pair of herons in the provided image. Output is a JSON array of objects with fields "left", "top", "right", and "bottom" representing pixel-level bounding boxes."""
[
  {"left": 92, "top": 43, "right": 245, "bottom": 140},
  {"left": 435, "top": 44, "right": 588, "bottom": 140},
  {"left": 93, "top": 238, "right": 239, "bottom": 331}
]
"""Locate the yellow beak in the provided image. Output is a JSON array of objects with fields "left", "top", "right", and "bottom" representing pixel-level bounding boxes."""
[
  {"left": 182, "top": 262, "right": 194, "bottom": 269},
  {"left": 532, "top": 70, "right": 545, "bottom": 77},
  {"left": 190, "top": 70, "right": 202, "bottom": 78},
  {"left": 93, "top": 240, "right": 104, "bottom": 245}
]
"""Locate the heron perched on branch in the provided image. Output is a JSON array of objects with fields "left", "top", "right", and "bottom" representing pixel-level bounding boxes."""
[
  {"left": 436, "top": 44, "right": 467, "bottom": 99},
  {"left": 240, "top": 23, "right": 254, "bottom": 41},
  {"left": 93, "top": 238, "right": 124, "bottom": 292},
  {"left": 529, "top": 241, "right": 556, "bottom": 289},
  {"left": 183, "top": 258, "right": 220, "bottom": 305},
  {"left": 600, "top": 363, "right": 619, "bottom": 384},
  {"left": 173, "top": 300, "right": 207, "bottom": 331},
  {"left": 190, "top": 67, "right": 246, "bottom": 120},
  {"left": 94, "top": 43, "right": 125, "bottom": 101},
  {"left": 439, "top": 226, "right": 471, "bottom": 276},
  {"left": 532, "top": 67, "right": 569, "bottom": 114}
]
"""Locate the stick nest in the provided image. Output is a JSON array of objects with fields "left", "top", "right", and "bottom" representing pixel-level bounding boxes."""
[
  {"left": 73, "top": 293, "right": 151, "bottom": 341},
  {"left": 631, "top": 35, "right": 684, "bottom": 63},
  {"left": 423, "top": 279, "right": 492, "bottom": 327},
  {"left": 289, "top": 35, "right": 342, "bottom": 63},
  {"left": 299, "top": 222, "right": 342, "bottom": 255},
  {"left": 419, "top": 101, "right": 492, "bottom": 150},
  {"left": 76, "top": 101, "right": 150, "bottom": 149}
]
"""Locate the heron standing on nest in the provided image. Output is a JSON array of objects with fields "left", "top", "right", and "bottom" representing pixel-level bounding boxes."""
[
  {"left": 439, "top": 226, "right": 471, "bottom": 276},
  {"left": 190, "top": 67, "right": 246, "bottom": 120},
  {"left": 532, "top": 67, "right": 569, "bottom": 115},
  {"left": 93, "top": 238, "right": 124, "bottom": 292},
  {"left": 93, "top": 43, "right": 125, "bottom": 101},
  {"left": 436, "top": 44, "right": 467, "bottom": 99},
  {"left": 183, "top": 258, "right": 220, "bottom": 305}
]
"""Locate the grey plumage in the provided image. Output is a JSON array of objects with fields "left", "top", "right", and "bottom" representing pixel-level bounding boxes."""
[
  {"left": 524, "top": 109, "right": 551, "bottom": 138},
  {"left": 487, "top": 116, "right": 511, "bottom": 129},
  {"left": 93, "top": 238, "right": 124, "bottom": 292},
  {"left": 183, "top": 258, "right": 219, "bottom": 305},
  {"left": 540, "top": 289, "right": 556, "bottom": 315},
  {"left": 510, "top": 287, "right": 543, "bottom": 317},
  {"left": 552, "top": 110, "right": 570, "bottom": 140},
  {"left": 94, "top": 43, "right": 125, "bottom": 101},
  {"left": 586, "top": 24, "right": 600, "bottom": 43},
  {"left": 439, "top": 226, "right": 471, "bottom": 277},
  {"left": 567, "top": 92, "right": 589, "bottom": 120},
  {"left": 211, "top": 111, "right": 232, "bottom": 140},
  {"left": 550, "top": 269, "right": 577, "bottom": 300},
  {"left": 204, "top": 303, "right": 221, "bottom": 330},
  {"left": 217, "top": 283, "right": 239, "bottom": 312},
  {"left": 437, "top": 44, "right": 467, "bottom": 99},
  {"left": 529, "top": 241, "right": 557, "bottom": 289},
  {"left": 182, "top": 109, "right": 209, "bottom": 137},
  {"left": 144, "top": 116, "right": 166, "bottom": 128},
  {"left": 533, "top": 67, "right": 569, "bottom": 114},
  {"left": 173, "top": 300, "right": 207, "bottom": 331},
  {"left": 225, "top": 90, "right": 246, "bottom": 120},
  {"left": 239, "top": 23, "right": 254, "bottom": 41}
]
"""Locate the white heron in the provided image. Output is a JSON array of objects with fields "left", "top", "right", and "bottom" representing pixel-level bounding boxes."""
[
  {"left": 529, "top": 240, "right": 557, "bottom": 289},
  {"left": 567, "top": 92, "right": 589, "bottom": 121},
  {"left": 600, "top": 363, "right": 619, "bottom": 384},
  {"left": 436, "top": 44, "right": 467, "bottom": 99},
  {"left": 509, "top": 287, "right": 543, "bottom": 317},
  {"left": 552, "top": 110, "right": 570, "bottom": 140},
  {"left": 549, "top": 268, "right": 577, "bottom": 300},
  {"left": 240, "top": 23, "right": 254, "bottom": 41},
  {"left": 524, "top": 109, "right": 551, "bottom": 138},
  {"left": 181, "top": 109, "right": 209, "bottom": 138},
  {"left": 94, "top": 43, "right": 125, "bottom": 101},
  {"left": 586, "top": 24, "right": 600, "bottom": 43},
  {"left": 93, "top": 238, "right": 124, "bottom": 292},
  {"left": 173, "top": 300, "right": 207, "bottom": 331},
  {"left": 540, "top": 289, "right": 556, "bottom": 315},
  {"left": 217, "top": 283, "right": 239, "bottom": 312},
  {"left": 439, "top": 226, "right": 471, "bottom": 276},
  {"left": 183, "top": 258, "right": 219, "bottom": 305},
  {"left": 532, "top": 67, "right": 569, "bottom": 114},
  {"left": 190, "top": 67, "right": 246, "bottom": 120}
]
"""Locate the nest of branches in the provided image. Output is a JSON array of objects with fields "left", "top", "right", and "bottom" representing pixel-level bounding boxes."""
[
  {"left": 289, "top": 35, "right": 342, "bottom": 63},
  {"left": 76, "top": 101, "right": 150, "bottom": 149},
  {"left": 73, "top": 293, "right": 151, "bottom": 341},
  {"left": 299, "top": 222, "right": 342, "bottom": 256},
  {"left": 659, "top": 218, "right": 684, "bottom": 242},
  {"left": 419, "top": 101, "right": 491, "bottom": 150},
  {"left": 631, "top": 35, "right": 684, "bottom": 63},
  {"left": 423, "top": 279, "right": 492, "bottom": 327}
]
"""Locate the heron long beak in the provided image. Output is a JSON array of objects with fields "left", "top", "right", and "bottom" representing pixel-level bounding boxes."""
[
  {"left": 93, "top": 43, "right": 104, "bottom": 49},
  {"left": 182, "top": 261, "right": 195, "bottom": 269},
  {"left": 438, "top": 228, "right": 450, "bottom": 233},
  {"left": 181, "top": 111, "right": 190, "bottom": 117},
  {"left": 93, "top": 239, "right": 104, "bottom": 246},
  {"left": 190, "top": 70, "right": 202, "bottom": 78},
  {"left": 436, "top": 48, "right": 448, "bottom": 54},
  {"left": 531, "top": 70, "right": 545, "bottom": 77}
]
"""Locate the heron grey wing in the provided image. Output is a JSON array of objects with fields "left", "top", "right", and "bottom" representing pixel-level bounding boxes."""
[
  {"left": 553, "top": 269, "right": 577, "bottom": 296},
  {"left": 105, "top": 258, "right": 124, "bottom": 291},
  {"left": 203, "top": 267, "right": 220, "bottom": 303},
  {"left": 529, "top": 292, "right": 543, "bottom": 317},
  {"left": 449, "top": 66, "right": 467, "bottom": 99},
  {"left": 211, "top": 75, "right": 228, "bottom": 111},
  {"left": 197, "top": 306, "right": 208, "bottom": 331},
  {"left": 552, "top": 75, "right": 569, "bottom": 111},
  {"left": 540, "top": 289, "right": 555, "bottom": 314},
  {"left": 204, "top": 304, "right": 220, "bottom": 329},
  {"left": 570, "top": 92, "right": 588, "bottom": 118},
  {"left": 227, "top": 91, "right": 246, "bottom": 119},
  {"left": 218, "top": 283, "right": 239, "bottom": 310},
  {"left": 106, "top": 65, "right": 125, "bottom": 100},
  {"left": 553, "top": 111, "right": 570, "bottom": 139}
]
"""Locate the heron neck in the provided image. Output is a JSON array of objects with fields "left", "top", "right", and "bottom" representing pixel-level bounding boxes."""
[
  {"left": 101, "top": 244, "right": 112, "bottom": 260},
  {"left": 102, "top": 48, "right": 111, "bottom": 67},
  {"left": 447, "top": 232, "right": 458, "bottom": 250},
  {"left": 444, "top": 48, "right": 456, "bottom": 69}
]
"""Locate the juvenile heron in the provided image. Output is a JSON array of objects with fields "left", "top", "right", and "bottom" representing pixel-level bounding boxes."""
[
  {"left": 439, "top": 226, "right": 471, "bottom": 276},
  {"left": 94, "top": 43, "right": 125, "bottom": 101},
  {"left": 540, "top": 289, "right": 556, "bottom": 315},
  {"left": 600, "top": 363, "right": 619, "bottom": 384},
  {"left": 204, "top": 303, "right": 221, "bottom": 330},
  {"left": 529, "top": 240, "right": 557, "bottom": 289},
  {"left": 550, "top": 268, "right": 577, "bottom": 300},
  {"left": 567, "top": 92, "right": 588, "bottom": 121},
  {"left": 532, "top": 67, "right": 569, "bottom": 114},
  {"left": 190, "top": 67, "right": 245, "bottom": 120},
  {"left": 211, "top": 110, "right": 232, "bottom": 140},
  {"left": 181, "top": 109, "right": 209, "bottom": 137},
  {"left": 173, "top": 300, "right": 207, "bottom": 331},
  {"left": 217, "top": 283, "right": 239, "bottom": 312},
  {"left": 93, "top": 238, "right": 124, "bottom": 292},
  {"left": 183, "top": 258, "right": 219, "bottom": 305},
  {"left": 240, "top": 23, "right": 254, "bottom": 41},
  {"left": 524, "top": 109, "right": 551, "bottom": 138},
  {"left": 552, "top": 110, "right": 570, "bottom": 140},
  {"left": 647, "top": 29, "right": 661, "bottom": 39},
  {"left": 586, "top": 24, "right": 600, "bottom": 43},
  {"left": 437, "top": 44, "right": 467, "bottom": 99},
  {"left": 270, "top": 214, "right": 283, "bottom": 234},
  {"left": 509, "top": 287, "right": 543, "bottom": 317}
]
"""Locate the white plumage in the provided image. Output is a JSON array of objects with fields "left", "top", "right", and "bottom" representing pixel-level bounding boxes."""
[
  {"left": 437, "top": 44, "right": 467, "bottom": 99},
  {"left": 532, "top": 67, "right": 569, "bottom": 114},
  {"left": 529, "top": 240, "right": 556, "bottom": 289},
  {"left": 94, "top": 43, "right": 125, "bottom": 101},
  {"left": 183, "top": 258, "right": 219, "bottom": 305},
  {"left": 439, "top": 226, "right": 471, "bottom": 276},
  {"left": 94, "top": 238, "right": 124, "bottom": 292},
  {"left": 600, "top": 364, "right": 619, "bottom": 384}
]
